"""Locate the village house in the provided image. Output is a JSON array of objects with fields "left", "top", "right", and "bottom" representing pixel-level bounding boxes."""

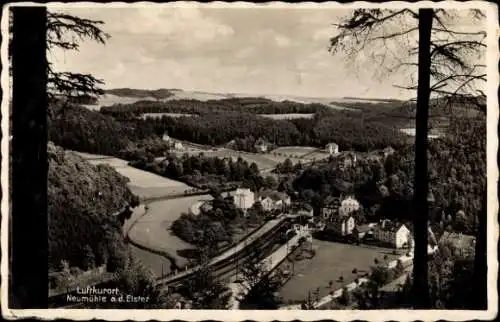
[
  {"left": 439, "top": 231, "right": 476, "bottom": 257},
  {"left": 256, "top": 190, "right": 291, "bottom": 211},
  {"left": 254, "top": 138, "right": 269, "bottom": 153},
  {"left": 383, "top": 146, "right": 395, "bottom": 158},
  {"left": 325, "top": 142, "right": 339, "bottom": 155},
  {"left": 327, "top": 214, "right": 356, "bottom": 236},
  {"left": 353, "top": 223, "right": 375, "bottom": 239},
  {"left": 162, "top": 132, "right": 171, "bottom": 143},
  {"left": 337, "top": 152, "right": 357, "bottom": 168},
  {"left": 232, "top": 188, "right": 255, "bottom": 211},
  {"left": 173, "top": 142, "right": 184, "bottom": 151},
  {"left": 338, "top": 195, "right": 360, "bottom": 216},
  {"left": 373, "top": 220, "right": 411, "bottom": 249},
  {"left": 291, "top": 203, "right": 314, "bottom": 217},
  {"left": 321, "top": 197, "right": 341, "bottom": 220}
]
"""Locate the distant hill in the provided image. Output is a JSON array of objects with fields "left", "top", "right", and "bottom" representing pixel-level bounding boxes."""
[{"left": 105, "top": 88, "right": 174, "bottom": 100}]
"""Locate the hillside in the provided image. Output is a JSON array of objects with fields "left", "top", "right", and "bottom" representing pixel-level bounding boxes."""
[
  {"left": 48, "top": 142, "right": 139, "bottom": 271},
  {"left": 48, "top": 101, "right": 157, "bottom": 156}
]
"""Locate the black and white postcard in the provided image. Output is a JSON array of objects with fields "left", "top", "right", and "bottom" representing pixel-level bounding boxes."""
[{"left": 1, "top": 1, "right": 498, "bottom": 321}]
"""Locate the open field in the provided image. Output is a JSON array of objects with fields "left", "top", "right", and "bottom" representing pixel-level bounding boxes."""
[
  {"left": 127, "top": 195, "right": 213, "bottom": 269},
  {"left": 399, "top": 127, "right": 443, "bottom": 139},
  {"left": 141, "top": 113, "right": 198, "bottom": 119},
  {"left": 278, "top": 239, "right": 402, "bottom": 303},
  {"left": 259, "top": 113, "right": 315, "bottom": 120},
  {"left": 301, "top": 151, "right": 331, "bottom": 161},
  {"left": 270, "top": 146, "right": 319, "bottom": 158},
  {"left": 73, "top": 152, "right": 191, "bottom": 199},
  {"left": 171, "top": 148, "right": 294, "bottom": 172}
]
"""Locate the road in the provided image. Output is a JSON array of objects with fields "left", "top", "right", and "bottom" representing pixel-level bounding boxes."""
[{"left": 227, "top": 229, "right": 310, "bottom": 309}]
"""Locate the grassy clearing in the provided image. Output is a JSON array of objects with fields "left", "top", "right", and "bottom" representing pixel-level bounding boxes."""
[
  {"left": 278, "top": 239, "right": 402, "bottom": 304},
  {"left": 75, "top": 152, "right": 191, "bottom": 199},
  {"left": 141, "top": 113, "right": 198, "bottom": 119},
  {"left": 259, "top": 113, "right": 315, "bottom": 120}
]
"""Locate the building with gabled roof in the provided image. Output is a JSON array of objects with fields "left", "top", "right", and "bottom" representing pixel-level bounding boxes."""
[
  {"left": 373, "top": 221, "right": 411, "bottom": 249},
  {"left": 327, "top": 215, "right": 356, "bottom": 236}
]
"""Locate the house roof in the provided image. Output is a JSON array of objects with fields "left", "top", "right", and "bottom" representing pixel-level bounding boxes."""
[
  {"left": 356, "top": 224, "right": 372, "bottom": 233},
  {"left": 439, "top": 232, "right": 476, "bottom": 249},
  {"left": 377, "top": 220, "right": 407, "bottom": 233},
  {"left": 330, "top": 214, "right": 353, "bottom": 224},
  {"left": 257, "top": 190, "right": 289, "bottom": 201}
]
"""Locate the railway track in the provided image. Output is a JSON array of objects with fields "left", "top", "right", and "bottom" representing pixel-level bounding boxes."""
[
  {"left": 49, "top": 215, "right": 295, "bottom": 308},
  {"left": 156, "top": 217, "right": 291, "bottom": 288}
]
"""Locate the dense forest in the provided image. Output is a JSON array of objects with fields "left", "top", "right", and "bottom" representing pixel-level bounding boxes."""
[
  {"left": 100, "top": 97, "right": 327, "bottom": 116},
  {"left": 48, "top": 101, "right": 159, "bottom": 156},
  {"left": 100, "top": 98, "right": 409, "bottom": 152},
  {"left": 50, "top": 98, "right": 409, "bottom": 157},
  {"left": 48, "top": 142, "right": 139, "bottom": 271},
  {"left": 130, "top": 152, "right": 274, "bottom": 192},
  {"left": 290, "top": 115, "right": 486, "bottom": 236}
]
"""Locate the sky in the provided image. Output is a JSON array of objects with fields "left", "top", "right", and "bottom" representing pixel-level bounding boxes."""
[{"left": 48, "top": 5, "right": 486, "bottom": 100}]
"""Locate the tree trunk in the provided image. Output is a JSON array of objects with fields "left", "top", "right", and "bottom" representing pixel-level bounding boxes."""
[
  {"left": 472, "top": 193, "right": 487, "bottom": 309},
  {"left": 412, "top": 8, "right": 433, "bottom": 309},
  {"left": 10, "top": 6, "right": 48, "bottom": 308}
]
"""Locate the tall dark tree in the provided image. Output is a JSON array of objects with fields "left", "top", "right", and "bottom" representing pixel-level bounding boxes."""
[
  {"left": 10, "top": 6, "right": 48, "bottom": 309},
  {"left": 329, "top": 8, "right": 487, "bottom": 308},
  {"left": 412, "top": 9, "right": 433, "bottom": 307}
]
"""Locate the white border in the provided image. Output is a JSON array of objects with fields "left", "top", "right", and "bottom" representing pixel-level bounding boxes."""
[{"left": 1, "top": 1, "right": 498, "bottom": 321}]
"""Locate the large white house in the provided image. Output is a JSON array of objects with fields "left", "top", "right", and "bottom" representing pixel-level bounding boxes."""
[
  {"left": 373, "top": 220, "right": 411, "bottom": 249},
  {"left": 233, "top": 188, "right": 255, "bottom": 211},
  {"left": 338, "top": 196, "right": 360, "bottom": 216},
  {"left": 325, "top": 142, "right": 339, "bottom": 155}
]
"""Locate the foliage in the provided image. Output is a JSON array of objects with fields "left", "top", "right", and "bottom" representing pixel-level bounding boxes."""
[
  {"left": 177, "top": 256, "right": 231, "bottom": 309},
  {"left": 100, "top": 97, "right": 327, "bottom": 116},
  {"left": 48, "top": 101, "right": 157, "bottom": 156},
  {"left": 239, "top": 256, "right": 282, "bottom": 309},
  {"left": 291, "top": 115, "right": 485, "bottom": 235},
  {"left": 47, "top": 11, "right": 109, "bottom": 100},
  {"left": 329, "top": 9, "right": 486, "bottom": 112},
  {"left": 100, "top": 99, "right": 408, "bottom": 152},
  {"left": 48, "top": 142, "right": 138, "bottom": 271},
  {"left": 130, "top": 152, "right": 268, "bottom": 191}
]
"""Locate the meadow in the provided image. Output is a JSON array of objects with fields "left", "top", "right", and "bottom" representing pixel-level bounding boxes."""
[
  {"left": 74, "top": 152, "right": 191, "bottom": 199},
  {"left": 259, "top": 113, "right": 315, "bottom": 120},
  {"left": 278, "top": 239, "right": 402, "bottom": 303}
]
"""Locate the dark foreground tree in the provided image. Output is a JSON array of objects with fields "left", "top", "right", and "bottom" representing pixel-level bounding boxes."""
[
  {"left": 329, "top": 8, "right": 487, "bottom": 308},
  {"left": 46, "top": 11, "right": 110, "bottom": 100},
  {"left": 10, "top": 6, "right": 48, "bottom": 309}
]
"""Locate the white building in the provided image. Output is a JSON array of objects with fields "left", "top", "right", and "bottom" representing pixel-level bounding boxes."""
[
  {"left": 373, "top": 221, "right": 411, "bottom": 249},
  {"left": 162, "top": 132, "right": 171, "bottom": 143},
  {"left": 325, "top": 142, "right": 340, "bottom": 155},
  {"left": 233, "top": 188, "right": 255, "bottom": 211},
  {"left": 254, "top": 138, "right": 269, "bottom": 153},
  {"left": 338, "top": 196, "right": 360, "bottom": 216}
]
